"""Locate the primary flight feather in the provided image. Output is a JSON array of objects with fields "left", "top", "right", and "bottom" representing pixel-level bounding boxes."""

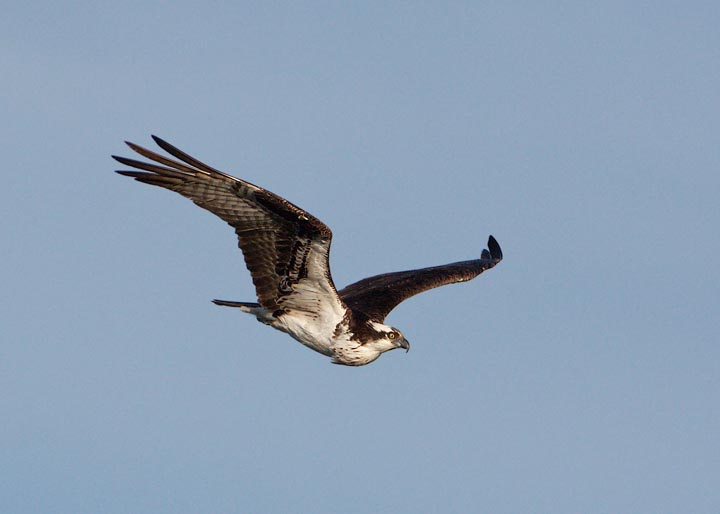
[{"left": 114, "top": 136, "right": 502, "bottom": 366}]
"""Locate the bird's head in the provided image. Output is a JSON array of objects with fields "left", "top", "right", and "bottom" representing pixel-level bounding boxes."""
[
  {"left": 387, "top": 327, "right": 410, "bottom": 353},
  {"left": 368, "top": 321, "right": 410, "bottom": 353}
]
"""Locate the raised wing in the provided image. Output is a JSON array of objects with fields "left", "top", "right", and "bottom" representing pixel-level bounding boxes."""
[
  {"left": 339, "top": 236, "right": 502, "bottom": 321},
  {"left": 114, "top": 136, "right": 345, "bottom": 319}
]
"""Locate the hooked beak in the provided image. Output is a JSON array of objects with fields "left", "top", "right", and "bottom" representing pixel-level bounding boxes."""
[{"left": 397, "top": 337, "right": 410, "bottom": 353}]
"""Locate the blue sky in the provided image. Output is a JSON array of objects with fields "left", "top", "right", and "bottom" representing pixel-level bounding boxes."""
[{"left": 3, "top": 2, "right": 719, "bottom": 512}]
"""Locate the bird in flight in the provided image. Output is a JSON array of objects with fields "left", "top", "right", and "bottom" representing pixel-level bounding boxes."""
[{"left": 114, "top": 136, "right": 503, "bottom": 366}]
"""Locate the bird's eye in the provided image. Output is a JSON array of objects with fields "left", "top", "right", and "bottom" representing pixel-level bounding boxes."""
[{"left": 388, "top": 332, "right": 396, "bottom": 339}]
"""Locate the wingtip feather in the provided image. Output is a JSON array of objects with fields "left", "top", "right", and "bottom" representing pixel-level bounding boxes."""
[
  {"left": 151, "top": 135, "right": 177, "bottom": 154},
  {"left": 487, "top": 235, "right": 503, "bottom": 262},
  {"left": 124, "top": 140, "right": 145, "bottom": 153},
  {"left": 112, "top": 155, "right": 138, "bottom": 167}
]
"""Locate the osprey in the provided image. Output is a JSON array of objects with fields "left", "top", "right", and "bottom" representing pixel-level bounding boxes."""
[{"left": 114, "top": 136, "right": 503, "bottom": 366}]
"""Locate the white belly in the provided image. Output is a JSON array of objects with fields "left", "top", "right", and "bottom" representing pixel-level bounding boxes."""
[
  {"left": 269, "top": 311, "right": 337, "bottom": 357},
  {"left": 249, "top": 305, "right": 384, "bottom": 366}
]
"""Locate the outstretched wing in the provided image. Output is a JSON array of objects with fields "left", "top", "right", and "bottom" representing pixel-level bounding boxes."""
[
  {"left": 114, "top": 136, "right": 345, "bottom": 319},
  {"left": 339, "top": 236, "right": 502, "bottom": 322}
]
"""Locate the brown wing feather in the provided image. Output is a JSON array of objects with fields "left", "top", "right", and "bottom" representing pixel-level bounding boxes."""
[
  {"left": 338, "top": 236, "right": 502, "bottom": 321},
  {"left": 114, "top": 136, "right": 339, "bottom": 313}
]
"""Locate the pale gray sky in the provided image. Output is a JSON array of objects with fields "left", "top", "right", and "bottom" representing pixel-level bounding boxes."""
[{"left": 3, "top": 2, "right": 719, "bottom": 512}]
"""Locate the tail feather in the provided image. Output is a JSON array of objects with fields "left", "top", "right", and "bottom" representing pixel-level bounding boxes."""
[
  {"left": 212, "top": 299, "right": 261, "bottom": 310},
  {"left": 213, "top": 299, "right": 274, "bottom": 325}
]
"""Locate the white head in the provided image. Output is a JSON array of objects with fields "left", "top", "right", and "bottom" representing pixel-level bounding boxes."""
[
  {"left": 366, "top": 321, "right": 411, "bottom": 353},
  {"left": 332, "top": 320, "right": 410, "bottom": 366}
]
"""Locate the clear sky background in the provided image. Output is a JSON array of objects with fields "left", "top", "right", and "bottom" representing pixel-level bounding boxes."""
[{"left": 3, "top": 2, "right": 719, "bottom": 513}]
